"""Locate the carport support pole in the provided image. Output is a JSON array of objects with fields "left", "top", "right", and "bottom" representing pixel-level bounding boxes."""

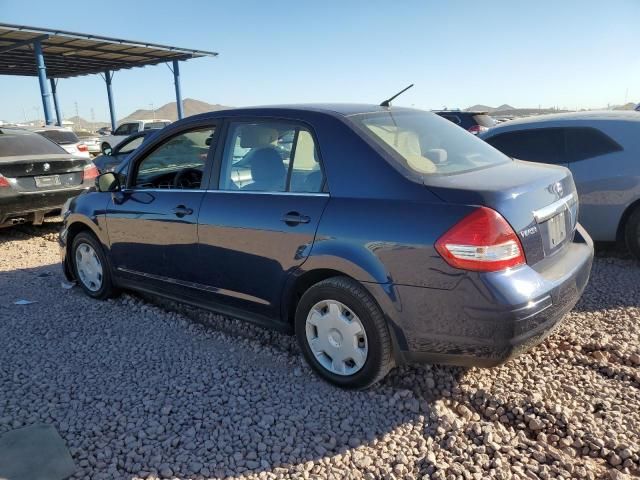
[
  {"left": 105, "top": 70, "right": 117, "bottom": 131},
  {"left": 172, "top": 60, "right": 184, "bottom": 119},
  {"left": 50, "top": 78, "right": 62, "bottom": 126},
  {"left": 33, "top": 39, "right": 54, "bottom": 125}
]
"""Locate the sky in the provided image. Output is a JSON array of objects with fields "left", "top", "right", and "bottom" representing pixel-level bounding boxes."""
[{"left": 1, "top": 0, "right": 639, "bottom": 123}]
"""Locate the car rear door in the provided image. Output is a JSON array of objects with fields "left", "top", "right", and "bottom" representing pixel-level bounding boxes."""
[
  {"left": 196, "top": 119, "right": 329, "bottom": 322},
  {"left": 105, "top": 121, "right": 218, "bottom": 284}
]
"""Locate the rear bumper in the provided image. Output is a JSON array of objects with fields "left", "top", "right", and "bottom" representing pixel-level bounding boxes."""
[
  {"left": 376, "top": 224, "right": 594, "bottom": 367},
  {"left": 0, "top": 187, "right": 89, "bottom": 226}
]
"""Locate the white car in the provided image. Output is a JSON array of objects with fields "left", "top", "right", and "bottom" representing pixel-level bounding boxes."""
[
  {"left": 99, "top": 119, "right": 171, "bottom": 153},
  {"left": 28, "top": 126, "right": 91, "bottom": 159}
]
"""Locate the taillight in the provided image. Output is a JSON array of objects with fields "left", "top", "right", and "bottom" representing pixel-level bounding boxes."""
[
  {"left": 435, "top": 207, "right": 525, "bottom": 272},
  {"left": 0, "top": 174, "right": 9, "bottom": 188},
  {"left": 468, "top": 125, "right": 485, "bottom": 135},
  {"left": 78, "top": 144, "right": 88, "bottom": 152},
  {"left": 82, "top": 164, "right": 99, "bottom": 181}
]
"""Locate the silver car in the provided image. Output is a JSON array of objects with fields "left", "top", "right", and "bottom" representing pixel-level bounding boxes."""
[{"left": 481, "top": 111, "right": 640, "bottom": 258}]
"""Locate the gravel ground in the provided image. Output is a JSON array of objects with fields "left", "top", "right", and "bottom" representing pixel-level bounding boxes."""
[{"left": 0, "top": 218, "right": 639, "bottom": 480}]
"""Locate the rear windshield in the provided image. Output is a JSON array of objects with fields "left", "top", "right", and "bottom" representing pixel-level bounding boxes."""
[
  {"left": 350, "top": 110, "right": 509, "bottom": 176},
  {"left": 144, "top": 122, "right": 169, "bottom": 130},
  {"left": 35, "top": 129, "right": 79, "bottom": 145},
  {"left": 0, "top": 130, "right": 67, "bottom": 157},
  {"left": 472, "top": 114, "right": 496, "bottom": 127}
]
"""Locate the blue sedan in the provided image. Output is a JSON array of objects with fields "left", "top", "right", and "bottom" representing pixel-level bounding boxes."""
[{"left": 60, "top": 104, "right": 593, "bottom": 388}]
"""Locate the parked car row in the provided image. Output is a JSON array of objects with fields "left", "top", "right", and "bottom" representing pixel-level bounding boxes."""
[
  {"left": 60, "top": 104, "right": 593, "bottom": 389},
  {"left": 98, "top": 119, "right": 171, "bottom": 154},
  {"left": 481, "top": 111, "right": 640, "bottom": 259}
]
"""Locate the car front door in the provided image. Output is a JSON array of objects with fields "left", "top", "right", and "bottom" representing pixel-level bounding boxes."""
[
  {"left": 196, "top": 119, "right": 329, "bottom": 323},
  {"left": 105, "top": 122, "right": 218, "bottom": 284}
]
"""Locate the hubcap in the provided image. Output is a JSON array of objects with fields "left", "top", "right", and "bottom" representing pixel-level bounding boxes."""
[
  {"left": 75, "top": 242, "right": 103, "bottom": 292},
  {"left": 305, "top": 300, "right": 368, "bottom": 376}
]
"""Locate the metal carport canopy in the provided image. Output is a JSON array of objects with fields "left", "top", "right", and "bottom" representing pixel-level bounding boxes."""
[{"left": 0, "top": 23, "right": 218, "bottom": 128}]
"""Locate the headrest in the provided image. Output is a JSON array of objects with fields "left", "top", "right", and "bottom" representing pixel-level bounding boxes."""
[
  {"left": 250, "top": 148, "right": 286, "bottom": 185},
  {"left": 239, "top": 125, "right": 279, "bottom": 148}
]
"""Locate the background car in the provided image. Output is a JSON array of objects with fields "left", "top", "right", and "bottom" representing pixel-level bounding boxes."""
[
  {"left": 99, "top": 119, "right": 171, "bottom": 154},
  {"left": 76, "top": 133, "right": 102, "bottom": 156},
  {"left": 0, "top": 127, "right": 98, "bottom": 228},
  {"left": 27, "top": 126, "right": 91, "bottom": 159},
  {"left": 433, "top": 110, "right": 495, "bottom": 134},
  {"left": 61, "top": 105, "right": 592, "bottom": 389},
  {"left": 481, "top": 111, "right": 640, "bottom": 258},
  {"left": 93, "top": 129, "right": 158, "bottom": 173}
]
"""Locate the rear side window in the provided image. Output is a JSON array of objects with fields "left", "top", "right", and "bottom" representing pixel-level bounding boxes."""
[
  {"left": 0, "top": 130, "right": 67, "bottom": 157},
  {"left": 35, "top": 129, "right": 79, "bottom": 145},
  {"left": 565, "top": 127, "right": 621, "bottom": 161},
  {"left": 220, "top": 121, "right": 324, "bottom": 192},
  {"left": 485, "top": 129, "right": 566, "bottom": 164}
]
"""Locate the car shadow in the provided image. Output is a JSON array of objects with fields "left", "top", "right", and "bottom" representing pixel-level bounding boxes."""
[{"left": 0, "top": 262, "right": 464, "bottom": 480}]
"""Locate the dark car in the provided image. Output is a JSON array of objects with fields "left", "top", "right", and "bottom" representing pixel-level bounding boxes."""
[
  {"left": 0, "top": 128, "right": 97, "bottom": 228},
  {"left": 60, "top": 105, "right": 593, "bottom": 389},
  {"left": 434, "top": 110, "right": 495, "bottom": 135},
  {"left": 93, "top": 130, "right": 159, "bottom": 173}
]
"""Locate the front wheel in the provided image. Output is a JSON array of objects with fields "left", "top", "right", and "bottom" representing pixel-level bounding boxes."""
[
  {"left": 295, "top": 276, "right": 394, "bottom": 389},
  {"left": 625, "top": 206, "right": 640, "bottom": 260},
  {"left": 71, "top": 232, "right": 118, "bottom": 299}
]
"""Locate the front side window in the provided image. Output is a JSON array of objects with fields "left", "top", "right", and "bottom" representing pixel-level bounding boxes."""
[
  {"left": 116, "top": 135, "right": 145, "bottom": 155},
  {"left": 114, "top": 124, "right": 132, "bottom": 136},
  {"left": 350, "top": 111, "right": 510, "bottom": 176},
  {"left": 486, "top": 128, "right": 566, "bottom": 164},
  {"left": 132, "top": 127, "right": 215, "bottom": 189},
  {"left": 220, "top": 121, "right": 324, "bottom": 193}
]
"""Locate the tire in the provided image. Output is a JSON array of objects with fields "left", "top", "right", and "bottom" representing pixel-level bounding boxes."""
[
  {"left": 71, "top": 231, "right": 118, "bottom": 300},
  {"left": 295, "top": 276, "right": 394, "bottom": 389},
  {"left": 625, "top": 206, "right": 640, "bottom": 260}
]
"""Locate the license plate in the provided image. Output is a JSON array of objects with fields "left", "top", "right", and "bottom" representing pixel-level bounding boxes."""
[
  {"left": 34, "top": 175, "right": 62, "bottom": 188},
  {"left": 547, "top": 210, "right": 567, "bottom": 247}
]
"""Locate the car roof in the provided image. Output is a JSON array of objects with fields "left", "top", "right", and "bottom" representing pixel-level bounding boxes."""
[
  {"left": 24, "top": 125, "right": 74, "bottom": 132},
  {"left": 0, "top": 127, "right": 36, "bottom": 135},
  {"left": 493, "top": 110, "right": 640, "bottom": 127},
  {"left": 181, "top": 104, "right": 422, "bottom": 122},
  {"left": 433, "top": 110, "right": 489, "bottom": 115}
]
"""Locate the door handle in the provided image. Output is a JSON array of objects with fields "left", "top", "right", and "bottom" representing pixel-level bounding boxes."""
[
  {"left": 282, "top": 212, "right": 310, "bottom": 226},
  {"left": 172, "top": 205, "right": 193, "bottom": 217}
]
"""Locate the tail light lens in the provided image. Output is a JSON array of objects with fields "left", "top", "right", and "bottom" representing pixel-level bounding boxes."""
[
  {"left": 78, "top": 144, "right": 89, "bottom": 152},
  {"left": 82, "top": 164, "right": 99, "bottom": 181},
  {"left": 0, "top": 174, "right": 10, "bottom": 188},
  {"left": 435, "top": 207, "right": 525, "bottom": 272},
  {"left": 468, "top": 125, "right": 488, "bottom": 135}
]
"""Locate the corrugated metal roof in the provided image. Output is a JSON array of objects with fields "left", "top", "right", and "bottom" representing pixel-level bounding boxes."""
[{"left": 0, "top": 23, "right": 218, "bottom": 78}]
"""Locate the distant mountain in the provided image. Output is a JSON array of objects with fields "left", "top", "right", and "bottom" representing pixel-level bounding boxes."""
[
  {"left": 65, "top": 116, "right": 109, "bottom": 131},
  {"left": 465, "top": 104, "right": 494, "bottom": 112},
  {"left": 118, "top": 98, "right": 231, "bottom": 123}
]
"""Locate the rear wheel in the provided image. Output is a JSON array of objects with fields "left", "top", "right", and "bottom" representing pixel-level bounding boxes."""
[
  {"left": 625, "top": 206, "right": 640, "bottom": 260},
  {"left": 295, "top": 276, "right": 393, "bottom": 389},
  {"left": 71, "top": 232, "right": 117, "bottom": 299}
]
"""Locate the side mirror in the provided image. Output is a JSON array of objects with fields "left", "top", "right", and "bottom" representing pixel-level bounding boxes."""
[
  {"left": 96, "top": 172, "right": 121, "bottom": 192},
  {"left": 102, "top": 145, "right": 113, "bottom": 156}
]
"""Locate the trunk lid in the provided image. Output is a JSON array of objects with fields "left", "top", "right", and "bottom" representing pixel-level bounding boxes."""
[
  {"left": 425, "top": 160, "right": 578, "bottom": 265},
  {"left": 0, "top": 154, "right": 86, "bottom": 192}
]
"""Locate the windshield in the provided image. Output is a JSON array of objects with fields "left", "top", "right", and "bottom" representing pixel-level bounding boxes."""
[
  {"left": 36, "top": 129, "right": 79, "bottom": 145},
  {"left": 350, "top": 110, "right": 510, "bottom": 176}
]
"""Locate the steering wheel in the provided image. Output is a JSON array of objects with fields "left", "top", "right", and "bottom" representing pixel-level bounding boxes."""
[{"left": 173, "top": 168, "right": 202, "bottom": 189}]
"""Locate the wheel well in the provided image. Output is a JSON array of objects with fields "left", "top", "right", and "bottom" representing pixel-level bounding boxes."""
[
  {"left": 65, "top": 223, "right": 94, "bottom": 273},
  {"left": 616, "top": 198, "right": 640, "bottom": 244},
  {"left": 287, "top": 269, "right": 352, "bottom": 325}
]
